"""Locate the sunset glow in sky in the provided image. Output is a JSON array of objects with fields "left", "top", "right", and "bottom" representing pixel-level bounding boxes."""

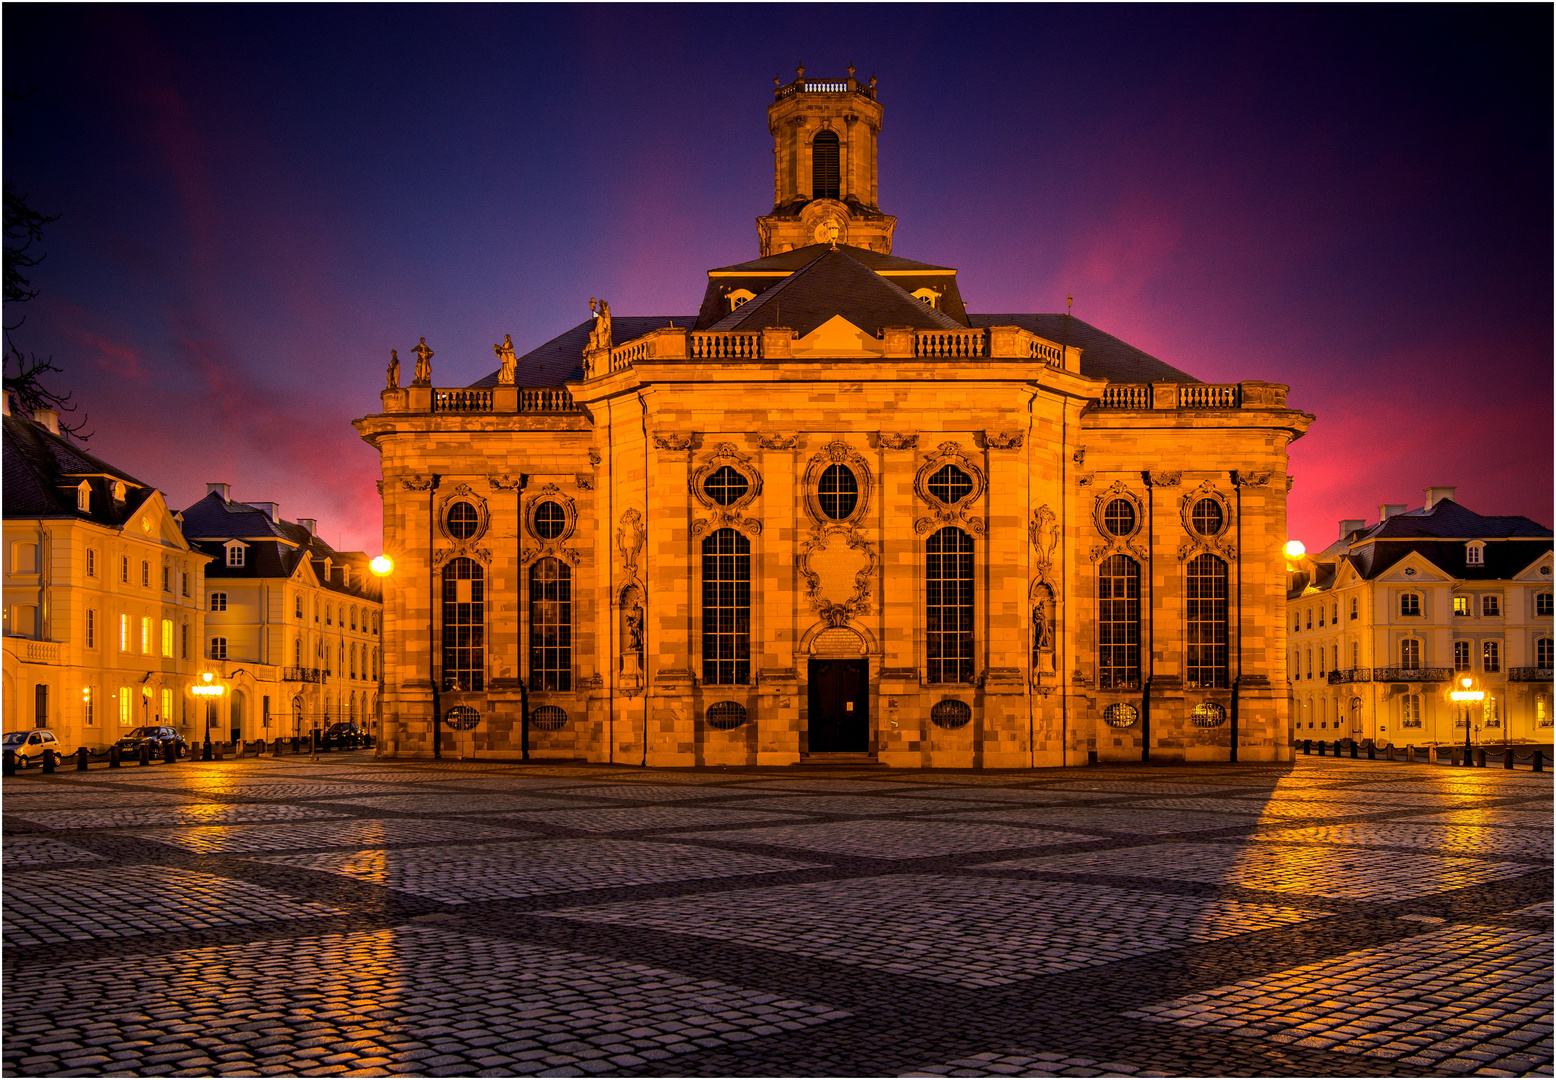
[{"left": 5, "top": 6, "right": 1550, "bottom": 552}]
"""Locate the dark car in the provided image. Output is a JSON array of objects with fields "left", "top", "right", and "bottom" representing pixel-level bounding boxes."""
[
  {"left": 4, "top": 729, "right": 62, "bottom": 767},
  {"left": 324, "top": 721, "right": 367, "bottom": 749},
  {"left": 115, "top": 726, "right": 187, "bottom": 759}
]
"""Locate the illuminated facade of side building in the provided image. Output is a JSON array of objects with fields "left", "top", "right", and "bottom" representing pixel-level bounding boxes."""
[{"left": 356, "top": 72, "right": 1314, "bottom": 767}]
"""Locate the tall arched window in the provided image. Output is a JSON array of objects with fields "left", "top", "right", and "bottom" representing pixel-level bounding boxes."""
[
  {"left": 529, "top": 558, "right": 572, "bottom": 691},
  {"left": 702, "top": 529, "right": 750, "bottom": 685},
  {"left": 349, "top": 643, "right": 357, "bottom": 680},
  {"left": 812, "top": 130, "right": 840, "bottom": 200},
  {"left": 926, "top": 528, "right": 974, "bottom": 684},
  {"left": 441, "top": 557, "right": 485, "bottom": 691},
  {"left": 1097, "top": 555, "right": 1141, "bottom": 689},
  {"left": 1185, "top": 554, "right": 1229, "bottom": 688}
]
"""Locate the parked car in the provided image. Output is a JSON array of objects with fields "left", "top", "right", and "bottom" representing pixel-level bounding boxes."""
[
  {"left": 324, "top": 721, "right": 367, "bottom": 749},
  {"left": 3, "top": 729, "right": 62, "bottom": 767},
  {"left": 114, "top": 726, "right": 187, "bottom": 759}
]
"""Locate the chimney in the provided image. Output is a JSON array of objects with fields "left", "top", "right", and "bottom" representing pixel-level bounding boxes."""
[
  {"left": 33, "top": 409, "right": 59, "bottom": 435},
  {"left": 207, "top": 483, "right": 231, "bottom": 502},
  {"left": 297, "top": 518, "right": 317, "bottom": 535},
  {"left": 1424, "top": 486, "right": 1456, "bottom": 510},
  {"left": 248, "top": 501, "right": 279, "bottom": 520},
  {"left": 1339, "top": 518, "right": 1366, "bottom": 540},
  {"left": 1378, "top": 503, "right": 1407, "bottom": 521}
]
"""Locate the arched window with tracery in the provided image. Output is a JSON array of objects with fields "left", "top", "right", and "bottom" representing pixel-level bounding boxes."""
[
  {"left": 441, "top": 557, "right": 485, "bottom": 691},
  {"left": 812, "top": 130, "right": 840, "bottom": 200},
  {"left": 702, "top": 529, "right": 750, "bottom": 685},
  {"left": 1097, "top": 554, "right": 1141, "bottom": 689},
  {"left": 529, "top": 557, "right": 572, "bottom": 691},
  {"left": 1185, "top": 553, "right": 1229, "bottom": 688},
  {"left": 926, "top": 528, "right": 974, "bottom": 684}
]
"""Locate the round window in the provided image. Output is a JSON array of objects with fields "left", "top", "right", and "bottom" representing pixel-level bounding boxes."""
[
  {"left": 447, "top": 501, "right": 479, "bottom": 540},
  {"left": 1191, "top": 498, "right": 1224, "bottom": 537},
  {"left": 706, "top": 701, "right": 749, "bottom": 730},
  {"left": 928, "top": 465, "right": 974, "bottom": 505},
  {"left": 1103, "top": 498, "right": 1136, "bottom": 537},
  {"left": 534, "top": 501, "right": 566, "bottom": 540},
  {"left": 1103, "top": 702, "right": 1139, "bottom": 728},
  {"left": 444, "top": 705, "right": 480, "bottom": 731},
  {"left": 930, "top": 699, "right": 972, "bottom": 729},
  {"left": 704, "top": 466, "right": 749, "bottom": 507},
  {"left": 532, "top": 705, "right": 567, "bottom": 731},
  {"left": 1191, "top": 702, "right": 1226, "bottom": 727},
  {"left": 818, "top": 464, "right": 859, "bottom": 520}
]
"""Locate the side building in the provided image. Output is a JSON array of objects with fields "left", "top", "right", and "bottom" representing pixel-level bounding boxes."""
[
  {"left": 179, "top": 486, "right": 384, "bottom": 744},
  {"left": 2, "top": 407, "right": 207, "bottom": 747},
  {"left": 1288, "top": 487, "right": 1554, "bottom": 748}
]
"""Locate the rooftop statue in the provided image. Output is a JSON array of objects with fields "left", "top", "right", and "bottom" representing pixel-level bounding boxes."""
[
  {"left": 586, "top": 298, "right": 612, "bottom": 354},
  {"left": 411, "top": 337, "right": 433, "bottom": 386},
  {"left": 495, "top": 334, "right": 517, "bottom": 385},
  {"left": 386, "top": 349, "right": 400, "bottom": 391}
]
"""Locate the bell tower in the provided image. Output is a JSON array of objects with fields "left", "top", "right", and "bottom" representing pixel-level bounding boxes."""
[{"left": 757, "top": 64, "right": 896, "bottom": 256}]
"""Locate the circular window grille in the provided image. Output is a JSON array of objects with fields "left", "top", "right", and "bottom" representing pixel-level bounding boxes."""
[
  {"left": 704, "top": 466, "right": 749, "bottom": 507},
  {"left": 1191, "top": 498, "right": 1224, "bottom": 537},
  {"left": 1191, "top": 702, "right": 1226, "bottom": 727},
  {"left": 818, "top": 464, "right": 859, "bottom": 520},
  {"left": 1103, "top": 498, "right": 1136, "bottom": 537},
  {"left": 444, "top": 705, "right": 480, "bottom": 731},
  {"left": 447, "top": 501, "right": 480, "bottom": 540},
  {"left": 534, "top": 501, "right": 566, "bottom": 540},
  {"left": 1103, "top": 702, "right": 1139, "bottom": 728},
  {"left": 927, "top": 465, "right": 974, "bottom": 505},
  {"left": 532, "top": 705, "right": 567, "bottom": 731},
  {"left": 706, "top": 701, "right": 749, "bottom": 730},
  {"left": 930, "top": 699, "right": 972, "bottom": 729}
]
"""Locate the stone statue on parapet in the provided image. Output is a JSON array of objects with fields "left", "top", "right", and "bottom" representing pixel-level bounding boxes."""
[
  {"left": 386, "top": 349, "right": 400, "bottom": 390},
  {"left": 586, "top": 298, "right": 612, "bottom": 354},
  {"left": 495, "top": 334, "right": 517, "bottom": 385},
  {"left": 411, "top": 337, "right": 434, "bottom": 386}
]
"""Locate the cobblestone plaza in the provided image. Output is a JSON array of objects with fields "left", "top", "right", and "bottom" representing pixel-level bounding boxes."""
[{"left": 3, "top": 756, "right": 1550, "bottom": 1077}]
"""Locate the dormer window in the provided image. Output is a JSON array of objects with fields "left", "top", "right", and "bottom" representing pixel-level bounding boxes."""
[
  {"left": 111, "top": 481, "right": 126, "bottom": 503},
  {"left": 911, "top": 287, "right": 943, "bottom": 310},
  {"left": 726, "top": 288, "right": 755, "bottom": 313},
  {"left": 225, "top": 542, "right": 246, "bottom": 568},
  {"left": 76, "top": 481, "right": 91, "bottom": 512},
  {"left": 1466, "top": 542, "right": 1485, "bottom": 566}
]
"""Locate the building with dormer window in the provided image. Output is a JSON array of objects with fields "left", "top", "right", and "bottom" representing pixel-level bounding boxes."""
[
  {"left": 357, "top": 71, "right": 1312, "bottom": 767},
  {"left": 1288, "top": 487, "right": 1554, "bottom": 748}
]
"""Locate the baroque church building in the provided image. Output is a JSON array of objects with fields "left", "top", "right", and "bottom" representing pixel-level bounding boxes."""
[{"left": 356, "top": 71, "right": 1314, "bottom": 767}]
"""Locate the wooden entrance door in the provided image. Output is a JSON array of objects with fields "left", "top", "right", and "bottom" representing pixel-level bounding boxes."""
[{"left": 807, "top": 659, "right": 869, "bottom": 752}]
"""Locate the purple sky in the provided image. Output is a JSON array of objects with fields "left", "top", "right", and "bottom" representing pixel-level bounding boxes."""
[{"left": 5, "top": 6, "right": 1550, "bottom": 554}]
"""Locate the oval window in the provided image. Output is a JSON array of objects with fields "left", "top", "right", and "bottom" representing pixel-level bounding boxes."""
[
  {"left": 930, "top": 698, "right": 972, "bottom": 729},
  {"left": 532, "top": 705, "right": 567, "bottom": 731},
  {"left": 1191, "top": 702, "right": 1226, "bottom": 727},
  {"left": 1191, "top": 498, "right": 1224, "bottom": 537},
  {"left": 447, "top": 501, "right": 479, "bottom": 540},
  {"left": 444, "top": 705, "right": 480, "bottom": 731},
  {"left": 818, "top": 464, "right": 859, "bottom": 520},
  {"left": 706, "top": 701, "right": 749, "bottom": 730},
  {"left": 534, "top": 500, "right": 566, "bottom": 540},
  {"left": 927, "top": 465, "right": 973, "bottom": 505},
  {"left": 1103, "top": 498, "right": 1136, "bottom": 537},
  {"left": 1103, "top": 702, "right": 1139, "bottom": 728},
  {"left": 704, "top": 466, "right": 749, "bottom": 507}
]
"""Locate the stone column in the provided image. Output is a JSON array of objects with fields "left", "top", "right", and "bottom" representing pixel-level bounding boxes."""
[
  {"left": 391, "top": 472, "right": 437, "bottom": 757},
  {"left": 759, "top": 438, "right": 800, "bottom": 765},
  {"left": 646, "top": 432, "right": 694, "bottom": 766},
  {"left": 982, "top": 429, "right": 1030, "bottom": 767},
  {"left": 877, "top": 432, "right": 920, "bottom": 767}
]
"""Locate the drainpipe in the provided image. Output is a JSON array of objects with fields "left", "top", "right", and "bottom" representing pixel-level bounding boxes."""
[{"left": 1231, "top": 478, "right": 1243, "bottom": 762}]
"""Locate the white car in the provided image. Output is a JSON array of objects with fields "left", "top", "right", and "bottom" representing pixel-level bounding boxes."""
[{"left": 3, "top": 729, "right": 62, "bottom": 767}]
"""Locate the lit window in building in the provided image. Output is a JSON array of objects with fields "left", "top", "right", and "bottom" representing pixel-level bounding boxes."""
[{"left": 701, "top": 529, "right": 750, "bottom": 685}]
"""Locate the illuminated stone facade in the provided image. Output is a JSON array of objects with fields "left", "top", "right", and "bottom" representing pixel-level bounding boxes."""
[{"left": 356, "top": 73, "right": 1314, "bottom": 766}]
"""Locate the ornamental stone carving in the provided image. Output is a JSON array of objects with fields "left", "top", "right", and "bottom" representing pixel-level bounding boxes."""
[
  {"left": 1090, "top": 481, "right": 1148, "bottom": 564},
  {"left": 652, "top": 432, "right": 696, "bottom": 452},
  {"left": 802, "top": 440, "right": 872, "bottom": 527},
  {"left": 400, "top": 474, "right": 435, "bottom": 492},
  {"left": 798, "top": 525, "right": 878, "bottom": 628},
  {"left": 1233, "top": 469, "right": 1272, "bottom": 487},
  {"left": 437, "top": 484, "right": 489, "bottom": 544},
  {"left": 588, "top": 448, "right": 602, "bottom": 467},
  {"left": 690, "top": 442, "right": 763, "bottom": 537},
  {"left": 1145, "top": 470, "right": 1182, "bottom": 487},
  {"left": 1178, "top": 480, "right": 1236, "bottom": 563},
  {"left": 981, "top": 430, "right": 1025, "bottom": 450},
  {"left": 522, "top": 484, "right": 582, "bottom": 566},
  {"left": 488, "top": 473, "right": 524, "bottom": 491},
  {"left": 758, "top": 434, "right": 800, "bottom": 450},
  {"left": 879, "top": 432, "right": 918, "bottom": 450},
  {"left": 913, "top": 441, "right": 987, "bottom": 537}
]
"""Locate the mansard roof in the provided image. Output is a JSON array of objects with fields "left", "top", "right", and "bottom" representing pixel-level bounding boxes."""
[
  {"left": 967, "top": 314, "right": 1199, "bottom": 384},
  {"left": 180, "top": 491, "right": 380, "bottom": 600},
  {"left": 710, "top": 244, "right": 953, "bottom": 274},
  {"left": 2, "top": 413, "right": 155, "bottom": 525},
  {"left": 1359, "top": 498, "right": 1552, "bottom": 541},
  {"left": 468, "top": 315, "right": 691, "bottom": 389}
]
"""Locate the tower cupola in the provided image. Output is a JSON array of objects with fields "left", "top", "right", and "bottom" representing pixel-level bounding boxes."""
[{"left": 757, "top": 64, "right": 895, "bottom": 256}]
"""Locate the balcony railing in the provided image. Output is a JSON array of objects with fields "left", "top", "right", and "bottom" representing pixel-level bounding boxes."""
[
  {"left": 1179, "top": 384, "right": 1239, "bottom": 409},
  {"left": 1327, "top": 668, "right": 1372, "bottom": 684},
  {"left": 1093, "top": 381, "right": 1280, "bottom": 411},
  {"left": 283, "top": 667, "right": 325, "bottom": 683},
  {"left": 23, "top": 640, "right": 60, "bottom": 664},
  {"left": 689, "top": 332, "right": 762, "bottom": 360},
  {"left": 1510, "top": 667, "right": 1555, "bottom": 682},
  {"left": 517, "top": 387, "right": 579, "bottom": 413},
  {"left": 915, "top": 329, "right": 988, "bottom": 358},
  {"left": 775, "top": 79, "right": 874, "bottom": 101},
  {"left": 1100, "top": 384, "right": 1152, "bottom": 409},
  {"left": 432, "top": 388, "right": 492, "bottom": 413},
  {"left": 1373, "top": 667, "right": 1454, "bottom": 683}
]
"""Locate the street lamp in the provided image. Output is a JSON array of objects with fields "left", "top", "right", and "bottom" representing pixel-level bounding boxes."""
[
  {"left": 1449, "top": 675, "right": 1485, "bottom": 767},
  {"left": 191, "top": 672, "right": 225, "bottom": 760}
]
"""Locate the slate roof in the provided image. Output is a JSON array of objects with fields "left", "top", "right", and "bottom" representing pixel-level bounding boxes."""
[
  {"left": 2, "top": 413, "right": 156, "bottom": 526},
  {"left": 468, "top": 316, "right": 692, "bottom": 389},
  {"left": 705, "top": 247, "right": 963, "bottom": 337},
  {"left": 968, "top": 315, "right": 1199, "bottom": 384},
  {"left": 710, "top": 244, "right": 953, "bottom": 274},
  {"left": 179, "top": 492, "right": 380, "bottom": 601}
]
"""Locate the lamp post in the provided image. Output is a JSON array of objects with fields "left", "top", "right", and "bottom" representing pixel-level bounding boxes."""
[
  {"left": 191, "top": 672, "right": 225, "bottom": 760},
  {"left": 1449, "top": 676, "right": 1484, "bottom": 768},
  {"left": 370, "top": 554, "right": 395, "bottom": 757}
]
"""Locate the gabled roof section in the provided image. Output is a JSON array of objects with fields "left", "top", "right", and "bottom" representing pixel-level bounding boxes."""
[
  {"left": 3, "top": 413, "right": 156, "bottom": 525},
  {"left": 1361, "top": 499, "right": 1552, "bottom": 540},
  {"left": 967, "top": 315, "right": 1200, "bottom": 383},
  {"left": 469, "top": 316, "right": 694, "bottom": 389},
  {"left": 180, "top": 491, "right": 299, "bottom": 543},
  {"left": 704, "top": 247, "right": 963, "bottom": 338}
]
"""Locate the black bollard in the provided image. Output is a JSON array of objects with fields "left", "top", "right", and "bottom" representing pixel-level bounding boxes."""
[
  {"left": 139, "top": 743, "right": 151, "bottom": 766},
  {"left": 214, "top": 741, "right": 224, "bottom": 761},
  {"left": 1505, "top": 747, "right": 1514, "bottom": 770},
  {"left": 1319, "top": 740, "right": 1327, "bottom": 756},
  {"left": 41, "top": 749, "right": 55, "bottom": 774},
  {"left": 202, "top": 738, "right": 212, "bottom": 761},
  {"left": 109, "top": 745, "right": 121, "bottom": 768},
  {"left": 1303, "top": 739, "right": 1311, "bottom": 755},
  {"left": 164, "top": 740, "right": 176, "bottom": 764},
  {"left": 1350, "top": 741, "right": 1358, "bottom": 759},
  {"left": 2, "top": 749, "right": 14, "bottom": 776},
  {"left": 1367, "top": 743, "right": 1376, "bottom": 760},
  {"left": 1534, "top": 750, "right": 1543, "bottom": 773},
  {"left": 77, "top": 747, "right": 89, "bottom": 771},
  {"left": 1476, "top": 748, "right": 1486, "bottom": 768}
]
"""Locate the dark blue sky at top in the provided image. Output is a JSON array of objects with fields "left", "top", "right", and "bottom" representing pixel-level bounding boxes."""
[{"left": 4, "top": 4, "right": 1550, "bottom": 552}]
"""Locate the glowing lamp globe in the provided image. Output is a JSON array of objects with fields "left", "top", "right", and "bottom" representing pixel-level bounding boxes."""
[
  {"left": 371, "top": 555, "right": 393, "bottom": 576},
  {"left": 1284, "top": 540, "right": 1306, "bottom": 559}
]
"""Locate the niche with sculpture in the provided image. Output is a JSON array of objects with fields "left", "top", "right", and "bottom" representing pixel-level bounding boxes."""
[
  {"left": 1031, "top": 581, "right": 1057, "bottom": 681},
  {"left": 618, "top": 584, "right": 645, "bottom": 695}
]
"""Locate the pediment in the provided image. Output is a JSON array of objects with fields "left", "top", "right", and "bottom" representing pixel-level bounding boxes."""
[
  {"left": 1513, "top": 551, "right": 1555, "bottom": 582},
  {"left": 791, "top": 315, "right": 884, "bottom": 359},
  {"left": 1377, "top": 550, "right": 1449, "bottom": 582}
]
